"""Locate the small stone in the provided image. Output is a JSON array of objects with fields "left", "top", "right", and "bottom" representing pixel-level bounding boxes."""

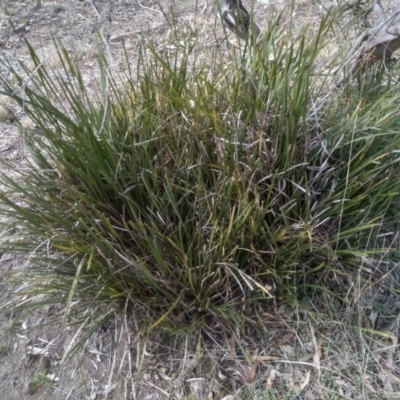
[
  {"left": 188, "top": 378, "right": 211, "bottom": 400},
  {"left": 144, "top": 393, "right": 159, "bottom": 400}
]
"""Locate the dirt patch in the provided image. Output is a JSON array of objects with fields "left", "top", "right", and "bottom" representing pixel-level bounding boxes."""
[{"left": 1, "top": 1, "right": 400, "bottom": 399}]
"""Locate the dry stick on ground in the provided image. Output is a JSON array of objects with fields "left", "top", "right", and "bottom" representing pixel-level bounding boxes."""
[
  {"left": 218, "top": 0, "right": 261, "bottom": 42},
  {"left": 341, "top": 2, "right": 400, "bottom": 84},
  {"left": 355, "top": 3, "right": 400, "bottom": 64},
  {"left": 109, "top": 24, "right": 167, "bottom": 42}
]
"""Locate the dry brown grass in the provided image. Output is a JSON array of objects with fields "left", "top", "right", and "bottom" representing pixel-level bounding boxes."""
[{"left": 1, "top": 1, "right": 400, "bottom": 399}]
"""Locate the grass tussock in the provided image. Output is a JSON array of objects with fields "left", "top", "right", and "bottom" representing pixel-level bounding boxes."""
[{"left": 0, "top": 9, "right": 400, "bottom": 349}]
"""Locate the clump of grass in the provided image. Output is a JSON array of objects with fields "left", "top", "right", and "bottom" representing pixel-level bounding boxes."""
[
  {"left": 28, "top": 372, "right": 53, "bottom": 395},
  {"left": 0, "top": 94, "right": 13, "bottom": 122},
  {"left": 0, "top": 345, "right": 8, "bottom": 357},
  {"left": 0, "top": 9, "right": 399, "bottom": 347}
]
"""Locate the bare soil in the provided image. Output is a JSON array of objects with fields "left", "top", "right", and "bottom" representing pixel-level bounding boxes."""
[{"left": 1, "top": 1, "right": 400, "bottom": 399}]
